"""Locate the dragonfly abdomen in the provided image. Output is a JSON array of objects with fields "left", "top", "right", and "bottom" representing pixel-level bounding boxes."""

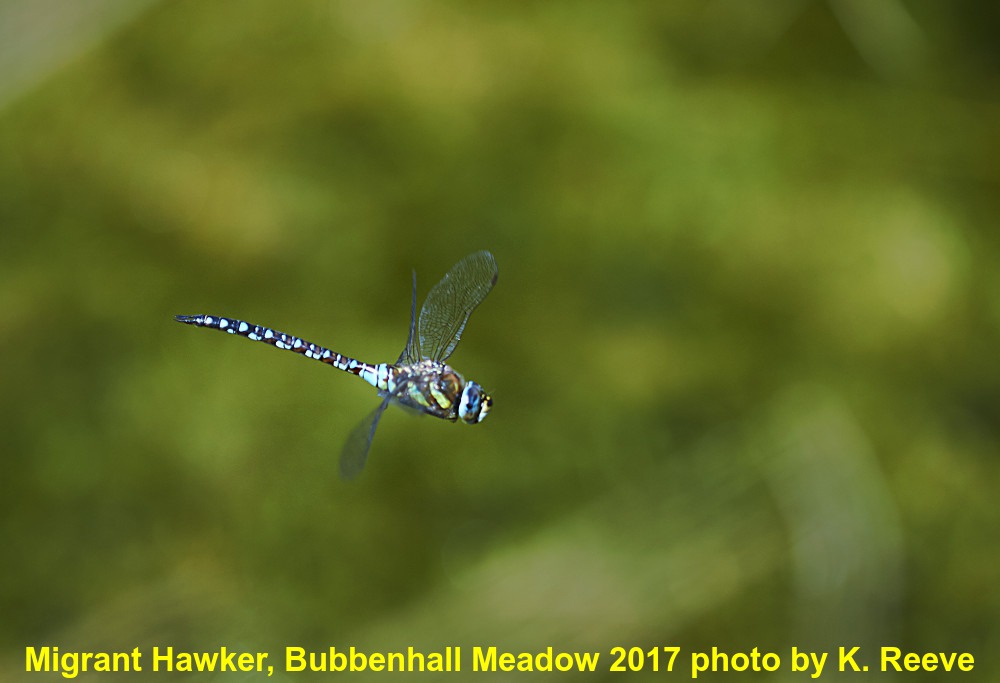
[{"left": 174, "top": 314, "right": 394, "bottom": 391}]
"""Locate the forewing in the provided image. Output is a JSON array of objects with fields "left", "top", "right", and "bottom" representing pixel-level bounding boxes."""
[
  {"left": 418, "top": 250, "right": 498, "bottom": 362},
  {"left": 339, "top": 396, "right": 391, "bottom": 480}
]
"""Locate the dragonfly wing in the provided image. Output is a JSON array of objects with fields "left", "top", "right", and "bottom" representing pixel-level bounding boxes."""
[
  {"left": 396, "top": 270, "right": 419, "bottom": 365},
  {"left": 339, "top": 395, "right": 391, "bottom": 480},
  {"left": 418, "top": 250, "right": 498, "bottom": 362}
]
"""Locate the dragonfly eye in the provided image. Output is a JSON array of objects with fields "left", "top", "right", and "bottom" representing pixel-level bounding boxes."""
[{"left": 459, "top": 382, "right": 492, "bottom": 424}]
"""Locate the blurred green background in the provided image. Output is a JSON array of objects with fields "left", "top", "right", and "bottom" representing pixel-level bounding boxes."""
[{"left": 2, "top": 1, "right": 999, "bottom": 680}]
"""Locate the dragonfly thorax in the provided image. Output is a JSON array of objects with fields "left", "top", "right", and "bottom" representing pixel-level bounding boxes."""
[{"left": 392, "top": 359, "right": 491, "bottom": 424}]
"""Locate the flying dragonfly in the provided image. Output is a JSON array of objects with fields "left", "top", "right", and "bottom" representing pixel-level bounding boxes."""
[{"left": 176, "top": 250, "right": 497, "bottom": 479}]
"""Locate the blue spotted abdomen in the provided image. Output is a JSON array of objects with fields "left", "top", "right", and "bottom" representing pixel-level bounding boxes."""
[{"left": 174, "top": 314, "right": 394, "bottom": 391}]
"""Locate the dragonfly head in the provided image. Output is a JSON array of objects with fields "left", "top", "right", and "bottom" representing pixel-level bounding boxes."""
[{"left": 458, "top": 381, "right": 492, "bottom": 424}]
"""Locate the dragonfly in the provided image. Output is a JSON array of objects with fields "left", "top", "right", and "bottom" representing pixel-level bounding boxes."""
[{"left": 176, "top": 250, "right": 497, "bottom": 479}]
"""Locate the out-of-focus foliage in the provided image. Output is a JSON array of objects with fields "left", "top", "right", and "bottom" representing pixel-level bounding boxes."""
[{"left": 2, "top": 1, "right": 998, "bottom": 679}]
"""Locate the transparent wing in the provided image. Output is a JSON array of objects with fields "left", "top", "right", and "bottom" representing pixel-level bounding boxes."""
[
  {"left": 398, "top": 271, "right": 419, "bottom": 365},
  {"left": 339, "top": 395, "right": 391, "bottom": 480},
  {"left": 418, "top": 250, "right": 498, "bottom": 362}
]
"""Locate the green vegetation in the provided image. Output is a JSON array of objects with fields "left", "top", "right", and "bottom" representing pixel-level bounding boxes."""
[{"left": 2, "top": 2, "right": 998, "bottom": 679}]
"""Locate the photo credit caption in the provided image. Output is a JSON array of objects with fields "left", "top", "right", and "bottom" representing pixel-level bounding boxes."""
[{"left": 25, "top": 644, "right": 975, "bottom": 678}]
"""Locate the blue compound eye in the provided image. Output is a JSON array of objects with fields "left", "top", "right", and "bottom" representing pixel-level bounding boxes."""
[{"left": 459, "top": 382, "right": 491, "bottom": 424}]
